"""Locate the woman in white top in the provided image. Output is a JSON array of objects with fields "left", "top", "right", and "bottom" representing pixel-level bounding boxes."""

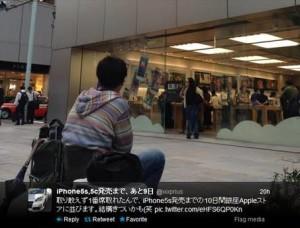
[{"left": 211, "top": 90, "right": 221, "bottom": 109}]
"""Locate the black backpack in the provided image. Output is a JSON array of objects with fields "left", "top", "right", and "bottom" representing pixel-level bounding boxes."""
[
  {"left": 18, "top": 92, "right": 28, "bottom": 107},
  {"left": 86, "top": 152, "right": 143, "bottom": 186},
  {"left": 29, "top": 119, "right": 65, "bottom": 188}
]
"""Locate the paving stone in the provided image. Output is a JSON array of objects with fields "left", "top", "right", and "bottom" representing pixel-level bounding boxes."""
[{"left": 0, "top": 120, "right": 299, "bottom": 182}]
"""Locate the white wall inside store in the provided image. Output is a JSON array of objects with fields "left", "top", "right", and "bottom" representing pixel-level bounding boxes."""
[{"left": 117, "top": 50, "right": 278, "bottom": 80}]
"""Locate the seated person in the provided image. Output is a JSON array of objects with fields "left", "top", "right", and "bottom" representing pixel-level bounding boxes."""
[{"left": 62, "top": 56, "right": 165, "bottom": 190}]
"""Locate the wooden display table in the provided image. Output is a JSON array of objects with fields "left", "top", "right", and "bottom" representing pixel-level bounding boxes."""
[
  {"left": 251, "top": 105, "right": 282, "bottom": 125},
  {"left": 171, "top": 102, "right": 183, "bottom": 129},
  {"left": 213, "top": 108, "right": 222, "bottom": 131}
]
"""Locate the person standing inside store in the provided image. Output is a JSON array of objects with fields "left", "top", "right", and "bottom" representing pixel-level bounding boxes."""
[
  {"left": 250, "top": 89, "right": 260, "bottom": 105},
  {"left": 220, "top": 85, "right": 233, "bottom": 129},
  {"left": 203, "top": 87, "right": 212, "bottom": 129},
  {"left": 179, "top": 82, "right": 187, "bottom": 134},
  {"left": 255, "top": 89, "right": 269, "bottom": 125},
  {"left": 0, "top": 82, "right": 4, "bottom": 125},
  {"left": 0, "top": 82, "right": 3, "bottom": 106},
  {"left": 257, "top": 89, "right": 268, "bottom": 105},
  {"left": 268, "top": 91, "right": 280, "bottom": 125},
  {"left": 280, "top": 80, "right": 299, "bottom": 119},
  {"left": 211, "top": 90, "right": 221, "bottom": 128},
  {"left": 62, "top": 56, "right": 165, "bottom": 190},
  {"left": 184, "top": 78, "right": 202, "bottom": 139},
  {"left": 26, "top": 86, "right": 38, "bottom": 124},
  {"left": 211, "top": 90, "right": 221, "bottom": 109},
  {"left": 158, "top": 90, "right": 167, "bottom": 128},
  {"left": 14, "top": 86, "right": 28, "bottom": 125},
  {"left": 236, "top": 85, "right": 250, "bottom": 122}
]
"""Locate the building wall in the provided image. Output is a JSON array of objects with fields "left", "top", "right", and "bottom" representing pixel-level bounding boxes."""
[
  {"left": 47, "top": 48, "right": 72, "bottom": 122},
  {"left": 0, "top": 2, "right": 54, "bottom": 65},
  {"left": 53, "top": 0, "right": 298, "bottom": 49}
]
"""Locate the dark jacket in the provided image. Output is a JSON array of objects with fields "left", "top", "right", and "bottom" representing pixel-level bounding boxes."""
[{"left": 0, "top": 88, "right": 4, "bottom": 106}]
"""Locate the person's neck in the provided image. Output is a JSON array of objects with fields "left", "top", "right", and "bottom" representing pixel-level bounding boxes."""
[{"left": 98, "top": 86, "right": 120, "bottom": 93}]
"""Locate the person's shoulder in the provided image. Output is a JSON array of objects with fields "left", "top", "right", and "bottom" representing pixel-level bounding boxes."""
[
  {"left": 110, "top": 97, "right": 130, "bottom": 112},
  {"left": 196, "top": 87, "right": 203, "bottom": 94}
]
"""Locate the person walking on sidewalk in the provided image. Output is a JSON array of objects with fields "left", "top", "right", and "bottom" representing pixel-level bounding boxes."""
[
  {"left": 26, "top": 86, "right": 37, "bottom": 124},
  {"left": 0, "top": 82, "right": 4, "bottom": 125},
  {"left": 62, "top": 56, "right": 165, "bottom": 190},
  {"left": 14, "top": 86, "right": 28, "bottom": 125}
]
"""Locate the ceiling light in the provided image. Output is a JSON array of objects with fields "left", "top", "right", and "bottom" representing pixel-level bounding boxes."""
[
  {"left": 250, "top": 59, "right": 284, "bottom": 64},
  {"left": 195, "top": 48, "right": 233, "bottom": 54},
  {"left": 230, "top": 33, "right": 281, "bottom": 44},
  {"left": 278, "top": 65, "right": 300, "bottom": 69},
  {"left": 253, "top": 40, "right": 299, "bottom": 49},
  {"left": 232, "top": 56, "right": 268, "bottom": 61},
  {"left": 291, "top": 68, "right": 300, "bottom": 71},
  {"left": 170, "top": 43, "right": 212, "bottom": 51}
]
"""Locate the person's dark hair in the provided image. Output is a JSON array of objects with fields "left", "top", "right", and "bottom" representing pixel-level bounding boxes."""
[
  {"left": 186, "top": 78, "right": 197, "bottom": 105},
  {"left": 270, "top": 91, "right": 276, "bottom": 97},
  {"left": 28, "top": 86, "right": 32, "bottom": 91},
  {"left": 286, "top": 80, "right": 293, "bottom": 86},
  {"left": 20, "top": 86, "right": 25, "bottom": 90},
  {"left": 188, "top": 77, "right": 194, "bottom": 86},
  {"left": 187, "top": 78, "right": 196, "bottom": 92},
  {"left": 212, "top": 90, "right": 216, "bottom": 96},
  {"left": 240, "top": 85, "right": 247, "bottom": 91},
  {"left": 96, "top": 56, "right": 127, "bottom": 90},
  {"left": 222, "top": 83, "right": 227, "bottom": 91},
  {"left": 260, "top": 89, "right": 265, "bottom": 94}
]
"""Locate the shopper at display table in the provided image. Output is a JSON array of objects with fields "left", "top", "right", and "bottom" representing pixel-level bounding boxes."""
[
  {"left": 252, "top": 89, "right": 268, "bottom": 125},
  {"left": 179, "top": 84, "right": 187, "bottom": 134},
  {"left": 158, "top": 91, "right": 167, "bottom": 127},
  {"left": 268, "top": 91, "right": 280, "bottom": 125},
  {"left": 250, "top": 89, "right": 260, "bottom": 105},
  {"left": 203, "top": 87, "right": 212, "bottom": 129},
  {"left": 256, "top": 89, "right": 269, "bottom": 105},
  {"left": 280, "top": 80, "right": 299, "bottom": 119},
  {"left": 220, "top": 88, "right": 234, "bottom": 129},
  {"left": 211, "top": 90, "right": 222, "bottom": 130},
  {"left": 250, "top": 89, "right": 282, "bottom": 126},
  {"left": 236, "top": 86, "right": 250, "bottom": 122}
]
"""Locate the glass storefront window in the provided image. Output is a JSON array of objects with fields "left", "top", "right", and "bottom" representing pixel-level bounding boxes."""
[
  {"left": 69, "top": 7, "right": 300, "bottom": 142},
  {"left": 0, "top": 71, "right": 48, "bottom": 97}
]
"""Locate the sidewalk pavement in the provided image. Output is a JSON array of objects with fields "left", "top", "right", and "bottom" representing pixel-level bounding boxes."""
[{"left": 0, "top": 120, "right": 299, "bottom": 182}]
